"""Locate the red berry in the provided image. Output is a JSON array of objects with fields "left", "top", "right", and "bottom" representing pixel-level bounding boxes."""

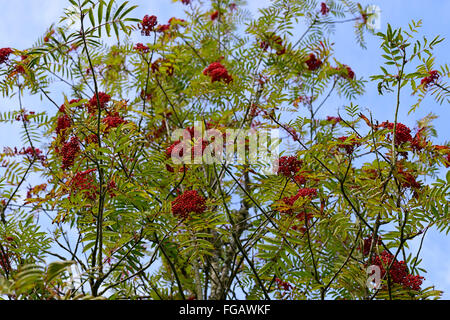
[
  {"left": 139, "top": 15, "right": 158, "bottom": 36},
  {"left": 0, "top": 48, "right": 13, "bottom": 64},
  {"left": 320, "top": 2, "right": 330, "bottom": 15},
  {"left": 337, "top": 136, "right": 360, "bottom": 154},
  {"left": 60, "top": 136, "right": 80, "bottom": 169},
  {"left": 305, "top": 53, "right": 323, "bottom": 71},
  {"left": 171, "top": 190, "right": 206, "bottom": 219},
  {"left": 102, "top": 112, "right": 127, "bottom": 131},
  {"left": 275, "top": 278, "right": 293, "bottom": 291},
  {"left": 421, "top": 70, "right": 439, "bottom": 89},
  {"left": 88, "top": 92, "right": 111, "bottom": 114},
  {"left": 70, "top": 169, "right": 98, "bottom": 200},
  {"left": 379, "top": 121, "right": 412, "bottom": 146},
  {"left": 326, "top": 116, "right": 342, "bottom": 124},
  {"left": 277, "top": 156, "right": 302, "bottom": 177},
  {"left": 203, "top": 62, "right": 233, "bottom": 84},
  {"left": 56, "top": 114, "right": 71, "bottom": 136},
  {"left": 210, "top": 10, "right": 219, "bottom": 21},
  {"left": 280, "top": 188, "right": 317, "bottom": 215},
  {"left": 372, "top": 250, "right": 424, "bottom": 291},
  {"left": 134, "top": 43, "right": 150, "bottom": 53}
]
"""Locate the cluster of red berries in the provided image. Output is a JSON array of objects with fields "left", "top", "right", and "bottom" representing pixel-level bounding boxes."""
[
  {"left": 375, "top": 121, "right": 432, "bottom": 155},
  {"left": 15, "top": 110, "right": 35, "bottom": 122},
  {"left": 55, "top": 99, "right": 91, "bottom": 168},
  {"left": 165, "top": 127, "right": 196, "bottom": 158},
  {"left": 13, "top": 64, "right": 26, "bottom": 74},
  {"left": 203, "top": 62, "right": 233, "bottom": 84},
  {"left": 181, "top": 0, "right": 191, "bottom": 4},
  {"left": 56, "top": 114, "right": 71, "bottom": 136},
  {"left": 320, "top": 2, "right": 330, "bottom": 15},
  {"left": 3, "top": 146, "right": 46, "bottom": 164},
  {"left": 293, "top": 174, "right": 306, "bottom": 185},
  {"left": 402, "top": 273, "right": 425, "bottom": 292},
  {"left": 102, "top": 112, "right": 127, "bottom": 131},
  {"left": 6, "top": 64, "right": 25, "bottom": 79},
  {"left": 275, "top": 278, "right": 293, "bottom": 291},
  {"left": 70, "top": 169, "right": 98, "bottom": 200},
  {"left": 156, "top": 17, "right": 186, "bottom": 33},
  {"left": 60, "top": 136, "right": 80, "bottom": 169},
  {"left": 173, "top": 124, "right": 204, "bottom": 145},
  {"left": 107, "top": 179, "right": 118, "bottom": 198},
  {"left": 43, "top": 29, "right": 55, "bottom": 43},
  {"left": 397, "top": 167, "right": 421, "bottom": 189},
  {"left": 342, "top": 65, "right": 355, "bottom": 80},
  {"left": 334, "top": 65, "right": 355, "bottom": 80},
  {"left": 326, "top": 116, "right": 342, "bottom": 124},
  {"left": 410, "top": 128, "right": 427, "bottom": 152},
  {"left": 169, "top": 17, "right": 186, "bottom": 26},
  {"left": 0, "top": 249, "right": 11, "bottom": 273},
  {"left": 260, "top": 35, "right": 286, "bottom": 55},
  {"left": 277, "top": 156, "right": 302, "bottom": 177},
  {"left": 305, "top": 53, "right": 323, "bottom": 71},
  {"left": 296, "top": 188, "right": 318, "bottom": 198},
  {"left": 134, "top": 43, "right": 150, "bottom": 53},
  {"left": 26, "top": 183, "right": 47, "bottom": 201},
  {"left": 273, "top": 37, "right": 286, "bottom": 55},
  {"left": 151, "top": 59, "right": 161, "bottom": 73},
  {"left": 151, "top": 59, "right": 162, "bottom": 73},
  {"left": 362, "top": 236, "right": 382, "bottom": 256},
  {"left": 59, "top": 99, "right": 82, "bottom": 113},
  {"left": 171, "top": 190, "right": 206, "bottom": 219},
  {"left": 85, "top": 133, "right": 99, "bottom": 145},
  {"left": 165, "top": 134, "right": 209, "bottom": 172},
  {"left": 0, "top": 48, "right": 13, "bottom": 64},
  {"left": 211, "top": 10, "right": 219, "bottom": 21},
  {"left": 379, "top": 121, "right": 412, "bottom": 146},
  {"left": 139, "top": 15, "right": 158, "bottom": 36},
  {"left": 372, "top": 250, "right": 424, "bottom": 291},
  {"left": 337, "top": 136, "right": 360, "bottom": 154},
  {"left": 166, "top": 139, "right": 184, "bottom": 158},
  {"left": 20, "top": 146, "right": 46, "bottom": 162},
  {"left": 421, "top": 70, "right": 439, "bottom": 89},
  {"left": 88, "top": 92, "right": 111, "bottom": 114},
  {"left": 156, "top": 24, "right": 170, "bottom": 33},
  {"left": 281, "top": 188, "right": 317, "bottom": 215},
  {"left": 165, "top": 141, "right": 183, "bottom": 173}
]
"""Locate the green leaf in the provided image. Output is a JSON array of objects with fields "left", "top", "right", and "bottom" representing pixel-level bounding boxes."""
[
  {"left": 45, "top": 260, "right": 76, "bottom": 283},
  {"left": 105, "top": 0, "right": 114, "bottom": 22},
  {"left": 88, "top": 8, "right": 95, "bottom": 27},
  {"left": 119, "top": 4, "right": 138, "bottom": 20},
  {"left": 113, "top": 1, "right": 129, "bottom": 20}
]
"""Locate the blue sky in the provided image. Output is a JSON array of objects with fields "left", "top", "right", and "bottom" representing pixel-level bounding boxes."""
[{"left": 0, "top": 0, "right": 449, "bottom": 298}]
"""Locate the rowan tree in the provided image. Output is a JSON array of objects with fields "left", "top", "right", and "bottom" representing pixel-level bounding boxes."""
[{"left": 0, "top": 0, "right": 449, "bottom": 300}]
